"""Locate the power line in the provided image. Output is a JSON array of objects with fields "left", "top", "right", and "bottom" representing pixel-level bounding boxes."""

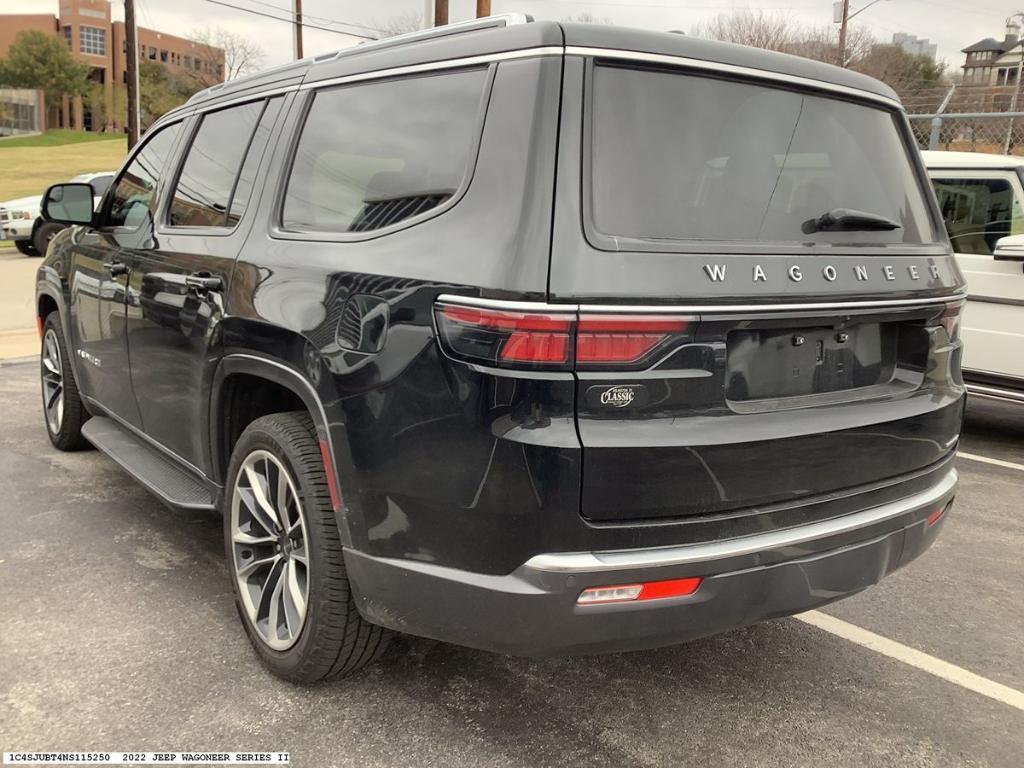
[
  {"left": 204, "top": 0, "right": 378, "bottom": 40},
  {"left": 240, "top": 0, "right": 386, "bottom": 34}
]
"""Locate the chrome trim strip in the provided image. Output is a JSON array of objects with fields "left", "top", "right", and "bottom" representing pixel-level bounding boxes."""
[
  {"left": 300, "top": 47, "right": 565, "bottom": 92},
  {"left": 966, "top": 383, "right": 1024, "bottom": 403},
  {"left": 565, "top": 46, "right": 902, "bottom": 109},
  {"left": 967, "top": 294, "right": 1024, "bottom": 308},
  {"left": 523, "top": 468, "right": 957, "bottom": 573},
  {"left": 437, "top": 292, "right": 966, "bottom": 315}
]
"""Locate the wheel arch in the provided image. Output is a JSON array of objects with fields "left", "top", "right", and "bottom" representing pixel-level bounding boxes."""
[{"left": 211, "top": 354, "right": 352, "bottom": 547}]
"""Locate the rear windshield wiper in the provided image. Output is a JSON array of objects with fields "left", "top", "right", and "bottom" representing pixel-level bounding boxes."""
[{"left": 802, "top": 208, "right": 902, "bottom": 235}]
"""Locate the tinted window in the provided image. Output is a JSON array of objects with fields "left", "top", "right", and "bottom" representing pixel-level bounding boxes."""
[
  {"left": 591, "top": 65, "right": 936, "bottom": 246},
  {"left": 169, "top": 101, "right": 264, "bottom": 228},
  {"left": 931, "top": 177, "right": 1024, "bottom": 255},
  {"left": 90, "top": 175, "right": 114, "bottom": 197},
  {"left": 229, "top": 98, "right": 283, "bottom": 224},
  {"left": 282, "top": 68, "right": 487, "bottom": 233},
  {"left": 106, "top": 123, "right": 181, "bottom": 229}
]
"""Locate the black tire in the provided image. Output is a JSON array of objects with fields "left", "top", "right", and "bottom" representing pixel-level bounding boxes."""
[
  {"left": 14, "top": 240, "right": 40, "bottom": 257},
  {"left": 33, "top": 222, "right": 65, "bottom": 257},
  {"left": 223, "top": 412, "right": 390, "bottom": 683},
  {"left": 40, "top": 312, "right": 90, "bottom": 451}
]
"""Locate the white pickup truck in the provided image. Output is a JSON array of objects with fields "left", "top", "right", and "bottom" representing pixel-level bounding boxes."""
[
  {"left": 0, "top": 171, "right": 114, "bottom": 256},
  {"left": 923, "top": 150, "right": 1024, "bottom": 404}
]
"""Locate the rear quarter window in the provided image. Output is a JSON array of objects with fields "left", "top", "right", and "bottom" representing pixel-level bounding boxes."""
[
  {"left": 281, "top": 67, "right": 489, "bottom": 235},
  {"left": 589, "top": 64, "right": 937, "bottom": 249},
  {"left": 931, "top": 176, "right": 1024, "bottom": 255}
]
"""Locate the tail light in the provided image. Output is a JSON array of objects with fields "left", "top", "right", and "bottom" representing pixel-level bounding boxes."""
[
  {"left": 577, "top": 577, "right": 703, "bottom": 605},
  {"left": 435, "top": 302, "right": 695, "bottom": 370}
]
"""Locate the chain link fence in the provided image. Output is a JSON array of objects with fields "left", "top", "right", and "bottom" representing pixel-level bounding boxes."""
[{"left": 900, "top": 83, "right": 1024, "bottom": 155}]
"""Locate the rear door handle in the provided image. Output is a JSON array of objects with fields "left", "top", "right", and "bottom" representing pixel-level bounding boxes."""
[
  {"left": 185, "top": 273, "right": 223, "bottom": 294},
  {"left": 103, "top": 261, "right": 128, "bottom": 277}
]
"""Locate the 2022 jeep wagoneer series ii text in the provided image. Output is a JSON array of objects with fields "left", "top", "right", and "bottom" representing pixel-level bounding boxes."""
[{"left": 36, "top": 15, "right": 965, "bottom": 682}]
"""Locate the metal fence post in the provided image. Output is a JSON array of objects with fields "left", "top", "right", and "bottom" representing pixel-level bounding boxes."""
[{"left": 929, "top": 116, "right": 942, "bottom": 150}]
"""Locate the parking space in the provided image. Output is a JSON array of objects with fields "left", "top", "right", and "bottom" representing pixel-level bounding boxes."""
[{"left": 1, "top": 361, "right": 1021, "bottom": 767}]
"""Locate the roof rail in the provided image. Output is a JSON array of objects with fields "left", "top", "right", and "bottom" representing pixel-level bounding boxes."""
[
  {"left": 185, "top": 14, "right": 531, "bottom": 106},
  {"left": 324, "top": 13, "right": 533, "bottom": 63}
]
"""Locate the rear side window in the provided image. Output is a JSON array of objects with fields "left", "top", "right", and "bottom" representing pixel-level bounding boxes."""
[
  {"left": 282, "top": 68, "right": 488, "bottom": 234},
  {"left": 590, "top": 65, "right": 936, "bottom": 247},
  {"left": 106, "top": 123, "right": 181, "bottom": 229},
  {"left": 169, "top": 100, "right": 266, "bottom": 228},
  {"left": 931, "top": 176, "right": 1024, "bottom": 255}
]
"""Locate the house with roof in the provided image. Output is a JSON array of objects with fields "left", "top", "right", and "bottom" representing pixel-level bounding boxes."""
[{"left": 962, "top": 20, "right": 1024, "bottom": 86}]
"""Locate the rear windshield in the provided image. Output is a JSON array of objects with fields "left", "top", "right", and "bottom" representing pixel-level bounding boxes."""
[{"left": 590, "top": 64, "right": 936, "bottom": 247}]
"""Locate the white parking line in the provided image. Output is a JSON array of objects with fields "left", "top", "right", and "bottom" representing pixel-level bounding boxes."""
[
  {"left": 958, "top": 452, "right": 1024, "bottom": 472},
  {"left": 795, "top": 610, "right": 1024, "bottom": 712}
]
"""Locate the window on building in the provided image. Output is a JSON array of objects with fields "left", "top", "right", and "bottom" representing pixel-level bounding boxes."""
[
  {"left": 62, "top": 26, "right": 72, "bottom": 48},
  {"left": 169, "top": 100, "right": 266, "bottom": 228},
  {"left": 148, "top": 46, "right": 157, "bottom": 60},
  {"left": 184, "top": 56, "right": 191, "bottom": 69},
  {"left": 160, "top": 50, "right": 168, "bottom": 62},
  {"left": 281, "top": 69, "right": 488, "bottom": 233},
  {"left": 80, "top": 26, "right": 106, "bottom": 56}
]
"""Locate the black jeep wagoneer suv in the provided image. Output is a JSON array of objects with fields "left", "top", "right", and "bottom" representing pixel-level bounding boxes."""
[{"left": 36, "top": 15, "right": 965, "bottom": 682}]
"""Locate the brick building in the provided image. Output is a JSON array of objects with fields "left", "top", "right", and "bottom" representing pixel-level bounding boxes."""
[{"left": 0, "top": 0, "right": 224, "bottom": 132}]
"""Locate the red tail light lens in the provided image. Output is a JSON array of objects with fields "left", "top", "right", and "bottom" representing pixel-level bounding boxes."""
[
  {"left": 576, "top": 315, "right": 691, "bottom": 365},
  {"left": 436, "top": 304, "right": 574, "bottom": 368},
  {"left": 435, "top": 302, "right": 695, "bottom": 370},
  {"left": 577, "top": 577, "right": 703, "bottom": 605}
]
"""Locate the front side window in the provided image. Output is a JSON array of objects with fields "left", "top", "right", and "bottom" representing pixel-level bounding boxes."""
[
  {"left": 79, "top": 26, "right": 105, "bottom": 56},
  {"left": 281, "top": 68, "right": 488, "bottom": 234},
  {"left": 105, "top": 123, "right": 181, "bottom": 229},
  {"left": 168, "top": 101, "right": 266, "bottom": 228},
  {"left": 590, "top": 64, "right": 937, "bottom": 248},
  {"left": 931, "top": 176, "right": 1024, "bottom": 255}
]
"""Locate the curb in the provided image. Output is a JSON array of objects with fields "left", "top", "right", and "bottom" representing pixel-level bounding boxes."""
[{"left": 0, "top": 355, "right": 37, "bottom": 367}]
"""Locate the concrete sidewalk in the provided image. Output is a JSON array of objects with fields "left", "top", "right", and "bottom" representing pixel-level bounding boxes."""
[{"left": 0, "top": 247, "right": 39, "bottom": 359}]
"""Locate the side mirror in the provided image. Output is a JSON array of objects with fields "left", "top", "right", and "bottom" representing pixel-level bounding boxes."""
[
  {"left": 993, "top": 233, "right": 1024, "bottom": 262},
  {"left": 42, "top": 183, "right": 95, "bottom": 226}
]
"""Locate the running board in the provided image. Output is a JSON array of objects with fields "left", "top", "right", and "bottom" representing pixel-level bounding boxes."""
[
  {"left": 966, "top": 382, "right": 1024, "bottom": 404},
  {"left": 82, "top": 417, "right": 217, "bottom": 510}
]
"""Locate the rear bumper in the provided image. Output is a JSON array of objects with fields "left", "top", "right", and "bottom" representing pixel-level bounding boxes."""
[{"left": 345, "top": 467, "right": 957, "bottom": 656}]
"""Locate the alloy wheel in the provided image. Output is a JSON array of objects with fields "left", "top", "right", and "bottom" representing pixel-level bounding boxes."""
[
  {"left": 230, "top": 450, "right": 310, "bottom": 651},
  {"left": 41, "top": 328, "right": 64, "bottom": 435}
]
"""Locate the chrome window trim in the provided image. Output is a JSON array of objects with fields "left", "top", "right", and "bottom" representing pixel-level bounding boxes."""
[
  {"left": 298, "top": 46, "right": 564, "bottom": 92},
  {"left": 565, "top": 46, "right": 902, "bottom": 109},
  {"left": 524, "top": 468, "right": 958, "bottom": 574},
  {"left": 436, "top": 292, "right": 967, "bottom": 315}
]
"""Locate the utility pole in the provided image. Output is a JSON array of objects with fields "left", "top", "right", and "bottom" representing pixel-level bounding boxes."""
[
  {"left": 837, "top": 0, "right": 850, "bottom": 68},
  {"left": 434, "top": 0, "right": 448, "bottom": 27},
  {"left": 293, "top": 0, "right": 303, "bottom": 59},
  {"left": 125, "top": 0, "right": 140, "bottom": 148},
  {"left": 476, "top": 0, "right": 491, "bottom": 17}
]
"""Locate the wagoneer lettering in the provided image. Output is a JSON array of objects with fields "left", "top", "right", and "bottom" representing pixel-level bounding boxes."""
[{"left": 35, "top": 14, "right": 964, "bottom": 683}]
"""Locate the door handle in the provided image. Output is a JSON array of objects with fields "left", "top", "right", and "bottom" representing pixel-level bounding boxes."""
[
  {"left": 185, "top": 273, "right": 223, "bottom": 293},
  {"left": 103, "top": 261, "right": 128, "bottom": 277}
]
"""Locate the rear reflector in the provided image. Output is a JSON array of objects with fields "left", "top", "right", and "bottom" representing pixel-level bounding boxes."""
[
  {"left": 435, "top": 301, "right": 695, "bottom": 370},
  {"left": 577, "top": 577, "right": 702, "bottom": 605},
  {"left": 318, "top": 439, "right": 341, "bottom": 512},
  {"left": 926, "top": 506, "right": 945, "bottom": 526}
]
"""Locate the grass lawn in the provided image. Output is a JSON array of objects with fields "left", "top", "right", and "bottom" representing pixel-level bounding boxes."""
[{"left": 0, "top": 132, "right": 126, "bottom": 201}]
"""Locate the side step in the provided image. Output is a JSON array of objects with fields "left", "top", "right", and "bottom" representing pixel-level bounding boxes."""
[
  {"left": 82, "top": 417, "right": 217, "bottom": 510},
  {"left": 966, "top": 382, "right": 1024, "bottom": 404}
]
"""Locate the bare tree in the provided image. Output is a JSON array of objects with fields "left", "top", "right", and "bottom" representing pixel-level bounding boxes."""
[
  {"left": 699, "top": 10, "right": 796, "bottom": 53},
  {"left": 562, "top": 12, "right": 613, "bottom": 25},
  {"left": 188, "top": 26, "right": 266, "bottom": 84}
]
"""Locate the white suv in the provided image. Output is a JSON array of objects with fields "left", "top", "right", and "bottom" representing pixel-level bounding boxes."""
[
  {"left": 0, "top": 171, "right": 114, "bottom": 256},
  {"left": 923, "top": 150, "right": 1024, "bottom": 404}
]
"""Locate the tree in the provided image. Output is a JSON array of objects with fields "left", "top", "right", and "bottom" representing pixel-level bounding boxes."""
[
  {"left": 0, "top": 29, "right": 91, "bottom": 110},
  {"left": 699, "top": 11, "right": 795, "bottom": 53},
  {"left": 851, "top": 45, "right": 946, "bottom": 95},
  {"left": 86, "top": 82, "right": 127, "bottom": 133},
  {"left": 562, "top": 12, "right": 613, "bottom": 25},
  {"left": 377, "top": 13, "right": 421, "bottom": 38},
  {"left": 187, "top": 26, "right": 265, "bottom": 85},
  {"left": 138, "top": 59, "right": 203, "bottom": 129}
]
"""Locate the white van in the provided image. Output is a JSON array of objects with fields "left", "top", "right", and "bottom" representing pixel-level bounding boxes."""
[{"left": 922, "top": 150, "right": 1024, "bottom": 403}]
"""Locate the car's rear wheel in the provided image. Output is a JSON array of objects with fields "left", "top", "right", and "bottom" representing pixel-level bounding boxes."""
[
  {"left": 15, "top": 240, "right": 40, "bottom": 257},
  {"left": 33, "top": 222, "right": 65, "bottom": 257},
  {"left": 224, "top": 412, "right": 390, "bottom": 682},
  {"left": 40, "top": 313, "right": 90, "bottom": 451}
]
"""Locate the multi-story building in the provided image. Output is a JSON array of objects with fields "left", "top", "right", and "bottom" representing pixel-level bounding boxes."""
[
  {"left": 0, "top": 0, "right": 224, "bottom": 132},
  {"left": 961, "top": 21, "right": 1024, "bottom": 86},
  {"left": 892, "top": 33, "right": 938, "bottom": 61}
]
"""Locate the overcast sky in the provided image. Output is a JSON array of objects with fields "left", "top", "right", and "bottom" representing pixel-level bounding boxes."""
[{"left": 13, "top": 0, "right": 1015, "bottom": 74}]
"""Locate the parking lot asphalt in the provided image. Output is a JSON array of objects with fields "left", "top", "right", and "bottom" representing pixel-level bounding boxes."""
[{"left": 1, "top": 360, "right": 1021, "bottom": 768}]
